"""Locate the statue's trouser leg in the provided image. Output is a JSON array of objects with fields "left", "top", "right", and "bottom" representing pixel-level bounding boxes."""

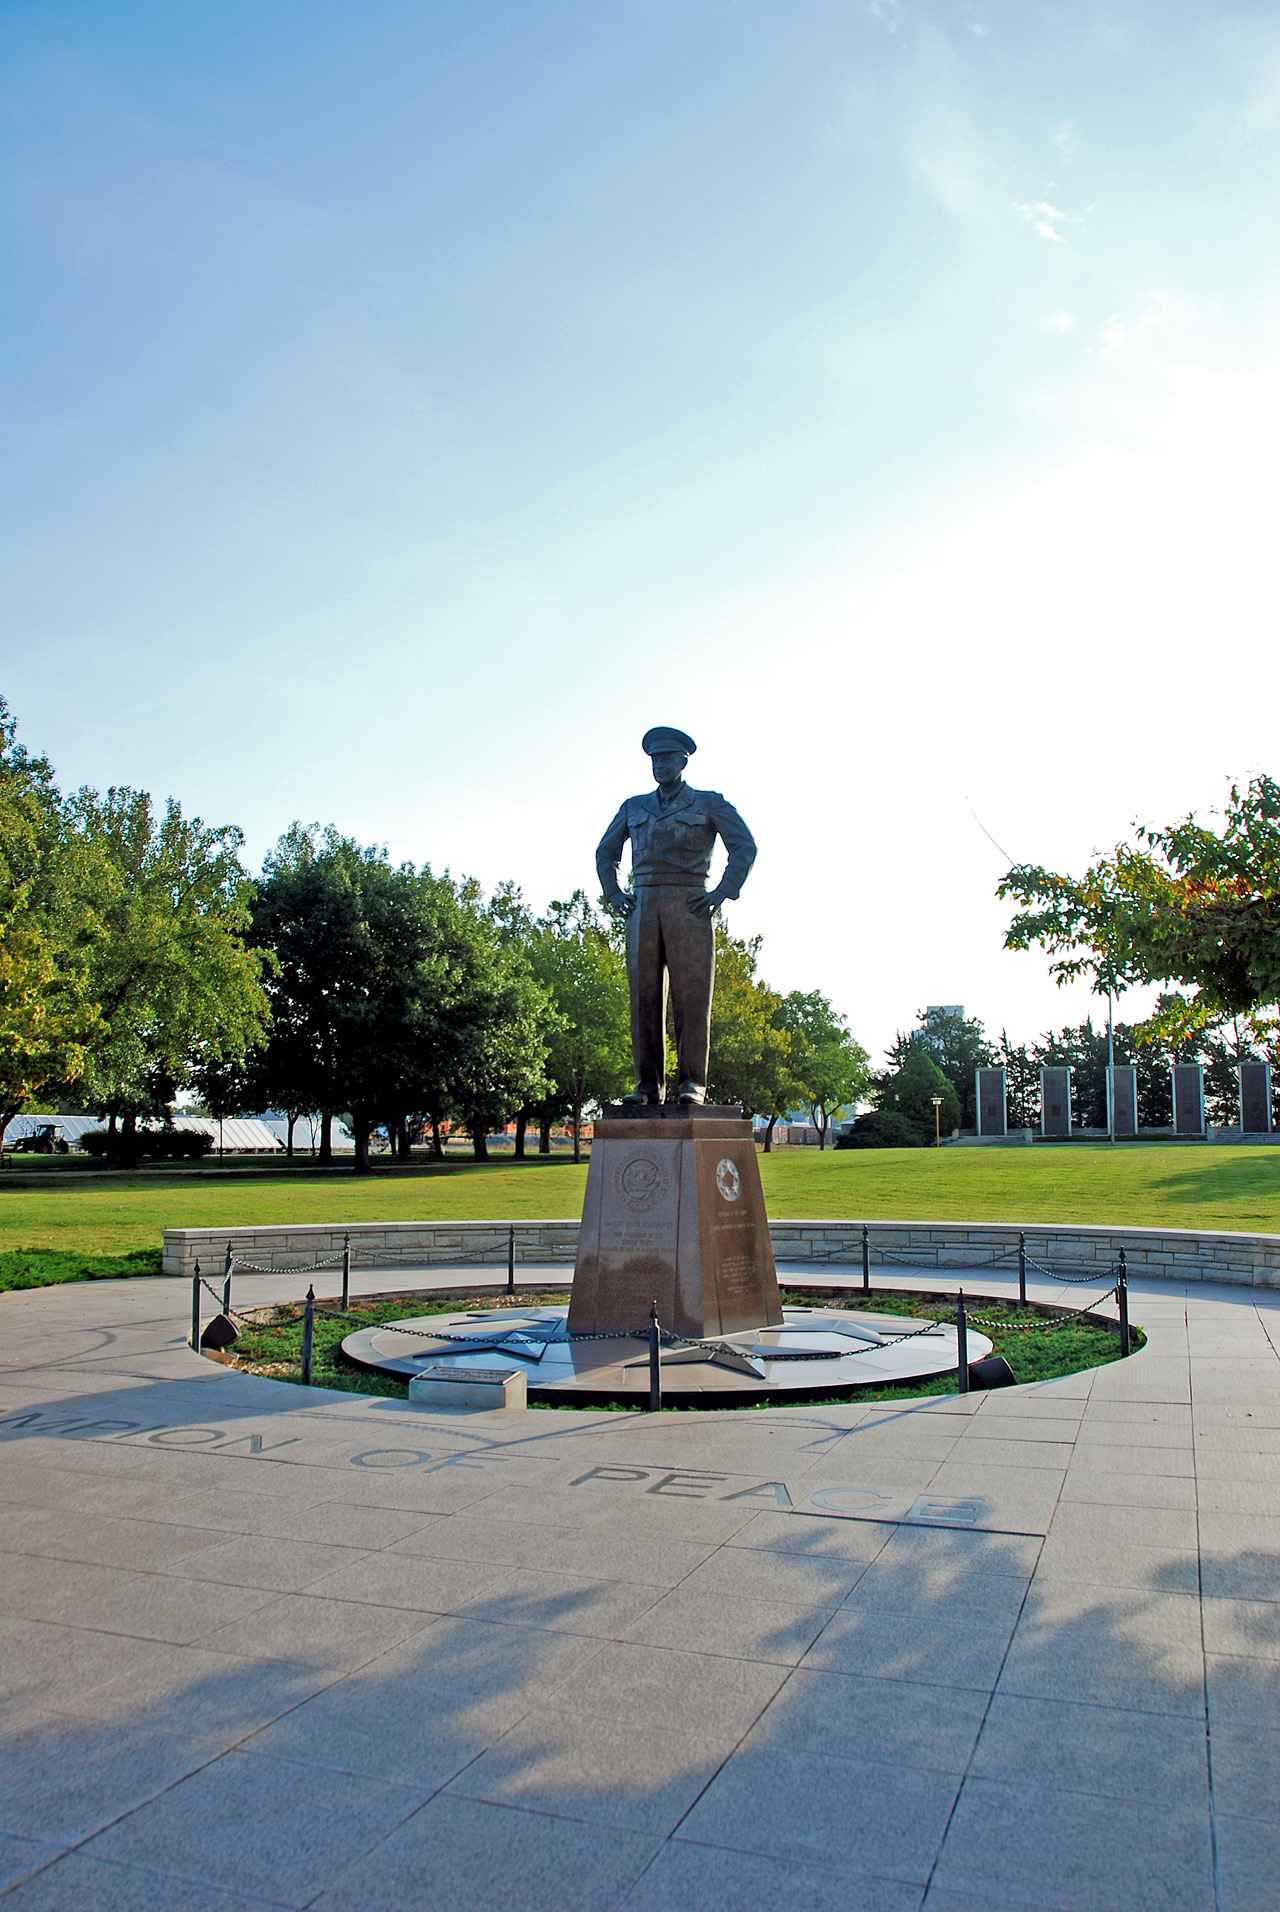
[
  {"left": 655, "top": 885, "right": 715, "bottom": 1093},
  {"left": 627, "top": 889, "right": 670, "bottom": 1095}
]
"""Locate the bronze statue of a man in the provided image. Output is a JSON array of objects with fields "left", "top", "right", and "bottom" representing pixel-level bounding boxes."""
[{"left": 597, "top": 727, "right": 756, "bottom": 1105}]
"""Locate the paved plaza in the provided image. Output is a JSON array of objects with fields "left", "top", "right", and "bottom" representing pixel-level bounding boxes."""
[{"left": 0, "top": 1261, "right": 1277, "bottom": 1910}]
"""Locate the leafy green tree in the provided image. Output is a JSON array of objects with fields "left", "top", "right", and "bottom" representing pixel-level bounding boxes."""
[
  {"left": 837, "top": 1110, "right": 924, "bottom": 1149},
  {"left": 519, "top": 892, "right": 624, "bottom": 1164},
  {"left": 444, "top": 892, "right": 556, "bottom": 1160},
  {"left": 780, "top": 991, "right": 872, "bottom": 1148},
  {"left": 70, "top": 787, "right": 269, "bottom": 1145},
  {"left": 1000, "top": 774, "right": 1280, "bottom": 1046},
  {"left": 253, "top": 830, "right": 554, "bottom": 1171},
  {"left": 996, "top": 1032, "right": 1040, "bottom": 1131},
  {"left": 887, "top": 1008, "right": 994, "bottom": 1130},
  {"left": 706, "top": 926, "right": 801, "bottom": 1145},
  {"left": 0, "top": 701, "right": 105, "bottom": 1150},
  {"left": 875, "top": 1049, "right": 960, "bottom": 1143},
  {"left": 255, "top": 828, "right": 454, "bottom": 1171}
]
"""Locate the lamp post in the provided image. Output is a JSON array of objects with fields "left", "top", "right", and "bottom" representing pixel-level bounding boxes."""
[{"left": 931, "top": 1095, "right": 943, "bottom": 1146}]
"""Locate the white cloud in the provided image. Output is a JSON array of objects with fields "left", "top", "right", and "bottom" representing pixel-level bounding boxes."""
[
  {"left": 1095, "top": 289, "right": 1212, "bottom": 358},
  {"left": 864, "top": 0, "right": 905, "bottom": 32},
  {"left": 1013, "top": 197, "right": 1073, "bottom": 241},
  {"left": 1041, "top": 311, "right": 1077, "bottom": 334}
]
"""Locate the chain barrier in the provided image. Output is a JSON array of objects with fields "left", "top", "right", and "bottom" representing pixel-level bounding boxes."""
[
  {"left": 962, "top": 1290, "right": 1120, "bottom": 1331},
  {"left": 870, "top": 1247, "right": 1117, "bottom": 1286},
  {"left": 201, "top": 1249, "right": 545, "bottom": 1279},
  {"left": 201, "top": 1258, "right": 1131, "bottom": 1372}
]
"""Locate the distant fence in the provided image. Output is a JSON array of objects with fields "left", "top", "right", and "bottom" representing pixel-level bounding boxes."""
[{"left": 160, "top": 1218, "right": 1280, "bottom": 1289}]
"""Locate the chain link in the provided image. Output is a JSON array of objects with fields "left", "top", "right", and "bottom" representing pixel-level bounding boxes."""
[{"left": 206, "top": 1277, "right": 1127, "bottom": 1367}]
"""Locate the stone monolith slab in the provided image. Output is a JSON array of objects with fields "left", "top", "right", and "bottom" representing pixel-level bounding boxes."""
[{"left": 567, "top": 1108, "right": 783, "bottom": 1339}]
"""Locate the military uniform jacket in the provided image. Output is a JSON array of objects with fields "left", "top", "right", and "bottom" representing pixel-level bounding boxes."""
[{"left": 596, "top": 784, "right": 757, "bottom": 897}]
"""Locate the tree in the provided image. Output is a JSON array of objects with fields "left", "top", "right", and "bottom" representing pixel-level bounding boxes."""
[
  {"left": 875, "top": 1049, "right": 960, "bottom": 1143},
  {"left": 705, "top": 926, "right": 801, "bottom": 1145},
  {"left": 252, "top": 830, "right": 554, "bottom": 1172},
  {"left": 522, "top": 893, "right": 624, "bottom": 1164},
  {"left": 780, "top": 991, "right": 872, "bottom": 1148},
  {"left": 255, "top": 828, "right": 457, "bottom": 1172},
  {"left": 1000, "top": 774, "right": 1280, "bottom": 1047},
  {"left": 887, "top": 1008, "right": 995, "bottom": 1130},
  {"left": 444, "top": 892, "right": 556, "bottom": 1161},
  {"left": 837, "top": 1110, "right": 924, "bottom": 1149},
  {"left": 996, "top": 1031, "right": 1040, "bottom": 1131},
  {"left": 1032, "top": 1020, "right": 1110, "bottom": 1130},
  {"left": 0, "top": 702, "right": 105, "bottom": 1151},
  {"left": 70, "top": 787, "right": 269, "bottom": 1143}
]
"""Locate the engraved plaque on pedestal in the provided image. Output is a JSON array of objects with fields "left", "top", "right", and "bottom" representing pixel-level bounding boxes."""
[
  {"left": 1239, "top": 1061, "right": 1272, "bottom": 1135},
  {"left": 1107, "top": 1065, "right": 1138, "bottom": 1137},
  {"left": 568, "top": 1108, "right": 783, "bottom": 1339},
  {"left": 1040, "top": 1066, "right": 1072, "bottom": 1137}
]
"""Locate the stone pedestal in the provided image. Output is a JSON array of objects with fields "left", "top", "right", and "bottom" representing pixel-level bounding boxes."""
[{"left": 567, "top": 1107, "right": 783, "bottom": 1339}]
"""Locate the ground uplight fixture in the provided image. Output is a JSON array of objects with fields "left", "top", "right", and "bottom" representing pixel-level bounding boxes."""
[{"left": 931, "top": 1095, "right": 943, "bottom": 1146}]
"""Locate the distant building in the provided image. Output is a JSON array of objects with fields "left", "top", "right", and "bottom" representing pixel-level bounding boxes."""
[{"left": 925, "top": 1005, "right": 964, "bottom": 1021}]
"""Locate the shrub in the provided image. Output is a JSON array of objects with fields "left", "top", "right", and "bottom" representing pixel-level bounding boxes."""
[
  {"left": 78, "top": 1128, "right": 213, "bottom": 1163},
  {"left": 835, "top": 1110, "right": 925, "bottom": 1149},
  {"left": 875, "top": 1051, "right": 961, "bottom": 1142}
]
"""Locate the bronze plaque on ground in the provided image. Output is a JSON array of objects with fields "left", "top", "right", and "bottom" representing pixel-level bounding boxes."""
[{"left": 568, "top": 1110, "right": 783, "bottom": 1339}]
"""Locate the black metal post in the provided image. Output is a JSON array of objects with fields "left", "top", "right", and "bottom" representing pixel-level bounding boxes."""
[
  {"left": 341, "top": 1232, "right": 350, "bottom": 1311},
  {"left": 507, "top": 1225, "right": 515, "bottom": 1294},
  {"left": 191, "top": 1263, "right": 202, "bottom": 1352},
  {"left": 956, "top": 1288, "right": 969, "bottom": 1393},
  {"left": 301, "top": 1285, "right": 315, "bottom": 1387},
  {"left": 223, "top": 1241, "right": 234, "bottom": 1315},
  {"left": 1018, "top": 1231, "right": 1026, "bottom": 1309},
  {"left": 648, "top": 1299, "right": 661, "bottom": 1412},
  {"left": 862, "top": 1224, "right": 870, "bottom": 1294},
  {"left": 1118, "top": 1249, "right": 1130, "bottom": 1357}
]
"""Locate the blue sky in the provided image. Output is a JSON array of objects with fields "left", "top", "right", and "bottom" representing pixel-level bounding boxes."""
[{"left": 5, "top": 2, "right": 1280, "bottom": 1058}]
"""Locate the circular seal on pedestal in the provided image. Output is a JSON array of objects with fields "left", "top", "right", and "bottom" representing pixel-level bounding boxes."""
[
  {"left": 616, "top": 1154, "right": 666, "bottom": 1212},
  {"left": 715, "top": 1157, "right": 742, "bottom": 1202}
]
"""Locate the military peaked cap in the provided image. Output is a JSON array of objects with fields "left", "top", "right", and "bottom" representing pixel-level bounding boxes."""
[{"left": 641, "top": 726, "right": 697, "bottom": 757}]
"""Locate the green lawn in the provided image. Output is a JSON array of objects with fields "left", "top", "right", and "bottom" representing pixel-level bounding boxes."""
[{"left": 1, "top": 1144, "right": 1278, "bottom": 1264}]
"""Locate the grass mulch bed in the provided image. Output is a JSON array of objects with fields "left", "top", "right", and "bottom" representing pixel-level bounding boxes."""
[
  {"left": 223, "top": 1285, "right": 1138, "bottom": 1409},
  {"left": 0, "top": 1247, "right": 162, "bottom": 1292},
  {"left": 228, "top": 1290, "right": 564, "bottom": 1400}
]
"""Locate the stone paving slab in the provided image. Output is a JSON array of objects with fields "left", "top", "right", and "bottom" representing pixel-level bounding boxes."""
[{"left": 0, "top": 1262, "right": 1277, "bottom": 1908}]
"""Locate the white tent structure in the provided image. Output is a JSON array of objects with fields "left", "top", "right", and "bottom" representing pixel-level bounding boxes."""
[
  {"left": 4, "top": 1113, "right": 282, "bottom": 1153},
  {"left": 4, "top": 1114, "right": 103, "bottom": 1147}
]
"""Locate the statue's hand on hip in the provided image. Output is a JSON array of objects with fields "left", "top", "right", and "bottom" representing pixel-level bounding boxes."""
[
  {"left": 687, "top": 887, "right": 726, "bottom": 917},
  {"left": 606, "top": 890, "right": 636, "bottom": 917}
]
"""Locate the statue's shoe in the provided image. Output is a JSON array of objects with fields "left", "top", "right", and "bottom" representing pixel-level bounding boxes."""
[
  {"left": 676, "top": 1082, "right": 706, "bottom": 1105},
  {"left": 621, "top": 1083, "right": 661, "bottom": 1105}
]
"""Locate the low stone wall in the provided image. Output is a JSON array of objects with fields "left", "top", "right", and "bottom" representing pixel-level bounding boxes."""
[
  {"left": 161, "top": 1217, "right": 1280, "bottom": 1288},
  {"left": 768, "top": 1220, "right": 1280, "bottom": 1288},
  {"left": 162, "top": 1221, "right": 582, "bottom": 1279}
]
